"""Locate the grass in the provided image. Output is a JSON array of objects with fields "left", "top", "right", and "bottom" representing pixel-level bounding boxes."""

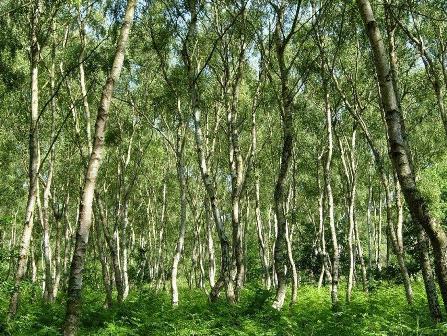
[{"left": 1, "top": 280, "right": 447, "bottom": 335}]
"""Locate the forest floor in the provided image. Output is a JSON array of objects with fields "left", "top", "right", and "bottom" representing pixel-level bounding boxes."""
[{"left": 1, "top": 281, "right": 447, "bottom": 335}]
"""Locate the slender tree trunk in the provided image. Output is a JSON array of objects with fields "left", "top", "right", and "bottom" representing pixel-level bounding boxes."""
[
  {"left": 347, "top": 173, "right": 355, "bottom": 302},
  {"left": 52, "top": 206, "right": 63, "bottom": 298},
  {"left": 63, "top": 1, "right": 136, "bottom": 333},
  {"left": 333, "top": 72, "right": 412, "bottom": 299},
  {"left": 98, "top": 196, "right": 124, "bottom": 303},
  {"left": 316, "top": 159, "right": 325, "bottom": 289},
  {"left": 323, "top": 82, "right": 339, "bottom": 308},
  {"left": 338, "top": 129, "right": 357, "bottom": 302},
  {"left": 156, "top": 180, "right": 167, "bottom": 290},
  {"left": 357, "top": 0, "right": 447, "bottom": 312},
  {"left": 317, "top": 158, "right": 332, "bottom": 288},
  {"left": 255, "top": 178, "right": 270, "bottom": 290},
  {"left": 286, "top": 220, "right": 298, "bottom": 304},
  {"left": 271, "top": 208, "right": 278, "bottom": 288},
  {"left": 114, "top": 222, "right": 123, "bottom": 296},
  {"left": 205, "top": 200, "right": 216, "bottom": 288},
  {"left": 42, "top": 26, "right": 59, "bottom": 302},
  {"left": 354, "top": 219, "right": 368, "bottom": 291},
  {"left": 271, "top": 4, "right": 297, "bottom": 310},
  {"left": 93, "top": 215, "right": 113, "bottom": 308},
  {"left": 376, "top": 197, "right": 382, "bottom": 271},
  {"left": 41, "top": 167, "right": 54, "bottom": 302},
  {"left": 62, "top": 206, "right": 73, "bottom": 291},
  {"left": 367, "top": 175, "right": 372, "bottom": 276},
  {"left": 383, "top": 10, "right": 414, "bottom": 304},
  {"left": 314, "top": 1, "right": 339, "bottom": 304},
  {"left": 417, "top": 228, "right": 443, "bottom": 322},
  {"left": 252, "top": 104, "right": 271, "bottom": 290},
  {"left": 171, "top": 119, "right": 187, "bottom": 306},
  {"left": 8, "top": 1, "right": 41, "bottom": 319},
  {"left": 7, "top": 212, "right": 18, "bottom": 281},
  {"left": 182, "top": 1, "right": 234, "bottom": 303},
  {"left": 225, "top": 42, "right": 247, "bottom": 299},
  {"left": 196, "top": 104, "right": 234, "bottom": 302},
  {"left": 121, "top": 201, "right": 129, "bottom": 299},
  {"left": 196, "top": 220, "right": 205, "bottom": 289},
  {"left": 389, "top": 177, "right": 413, "bottom": 304},
  {"left": 78, "top": 15, "right": 92, "bottom": 154},
  {"left": 395, "top": 13, "right": 447, "bottom": 138},
  {"left": 30, "top": 237, "right": 37, "bottom": 284}
]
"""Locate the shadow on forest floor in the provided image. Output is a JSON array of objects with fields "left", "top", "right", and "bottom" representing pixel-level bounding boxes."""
[{"left": 1, "top": 281, "right": 447, "bottom": 335}]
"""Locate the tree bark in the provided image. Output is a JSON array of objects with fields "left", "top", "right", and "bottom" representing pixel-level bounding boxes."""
[
  {"left": 390, "top": 177, "right": 413, "bottom": 304},
  {"left": 337, "top": 128, "right": 357, "bottom": 302},
  {"left": 171, "top": 116, "right": 187, "bottom": 305},
  {"left": 78, "top": 14, "right": 92, "bottom": 154},
  {"left": 97, "top": 195, "right": 124, "bottom": 303},
  {"left": 93, "top": 213, "right": 113, "bottom": 308},
  {"left": 52, "top": 194, "right": 65, "bottom": 299},
  {"left": 417, "top": 228, "right": 443, "bottom": 322},
  {"left": 254, "top": 160, "right": 270, "bottom": 289},
  {"left": 357, "top": 0, "right": 447, "bottom": 312},
  {"left": 182, "top": 1, "right": 234, "bottom": 303},
  {"left": 8, "top": 0, "right": 41, "bottom": 319},
  {"left": 271, "top": 4, "right": 297, "bottom": 310},
  {"left": 225, "top": 40, "right": 247, "bottom": 300},
  {"left": 41, "top": 168, "right": 54, "bottom": 303},
  {"left": 120, "top": 201, "right": 130, "bottom": 299},
  {"left": 156, "top": 180, "right": 167, "bottom": 290},
  {"left": 354, "top": 217, "right": 368, "bottom": 292},
  {"left": 63, "top": 1, "right": 136, "bottom": 333},
  {"left": 331, "top": 68, "right": 413, "bottom": 300},
  {"left": 323, "top": 81, "right": 339, "bottom": 308},
  {"left": 205, "top": 199, "right": 216, "bottom": 288}
]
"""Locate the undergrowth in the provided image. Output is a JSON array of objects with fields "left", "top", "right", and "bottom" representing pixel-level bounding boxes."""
[{"left": 1, "top": 281, "right": 446, "bottom": 335}]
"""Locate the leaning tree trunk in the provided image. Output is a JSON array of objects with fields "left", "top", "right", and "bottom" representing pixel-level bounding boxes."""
[
  {"left": 63, "top": 1, "right": 136, "bottom": 334},
  {"left": 383, "top": 10, "right": 414, "bottom": 304},
  {"left": 8, "top": 1, "right": 41, "bottom": 319},
  {"left": 357, "top": 0, "right": 447, "bottom": 312}
]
